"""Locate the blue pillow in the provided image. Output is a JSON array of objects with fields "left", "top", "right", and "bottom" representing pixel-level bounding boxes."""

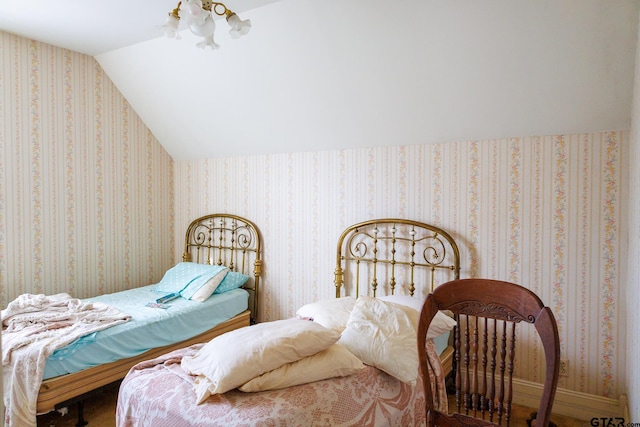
[
  {"left": 155, "top": 262, "right": 228, "bottom": 299},
  {"left": 213, "top": 271, "right": 250, "bottom": 294}
]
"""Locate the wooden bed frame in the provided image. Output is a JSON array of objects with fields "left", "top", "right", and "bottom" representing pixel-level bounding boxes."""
[
  {"left": 334, "top": 218, "right": 460, "bottom": 376},
  {"left": 36, "top": 213, "right": 262, "bottom": 414}
]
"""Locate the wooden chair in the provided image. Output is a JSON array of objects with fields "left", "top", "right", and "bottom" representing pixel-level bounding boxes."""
[{"left": 417, "top": 278, "right": 560, "bottom": 427}]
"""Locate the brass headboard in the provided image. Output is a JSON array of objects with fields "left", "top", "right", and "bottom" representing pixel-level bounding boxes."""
[
  {"left": 335, "top": 219, "right": 460, "bottom": 298},
  {"left": 183, "top": 214, "right": 262, "bottom": 323}
]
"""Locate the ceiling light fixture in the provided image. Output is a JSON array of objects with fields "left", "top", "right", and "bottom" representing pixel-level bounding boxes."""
[{"left": 163, "top": 0, "right": 251, "bottom": 50}]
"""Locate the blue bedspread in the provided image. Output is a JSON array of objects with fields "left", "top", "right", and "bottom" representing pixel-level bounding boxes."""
[{"left": 43, "top": 285, "right": 248, "bottom": 379}]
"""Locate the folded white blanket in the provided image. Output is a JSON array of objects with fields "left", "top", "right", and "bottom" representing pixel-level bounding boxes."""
[{"left": 2, "top": 293, "right": 131, "bottom": 427}]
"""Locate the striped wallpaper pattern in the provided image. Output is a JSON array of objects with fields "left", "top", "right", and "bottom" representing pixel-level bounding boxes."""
[
  {"left": 0, "top": 31, "right": 629, "bottom": 400},
  {"left": 175, "top": 132, "right": 626, "bottom": 399},
  {"left": 0, "top": 32, "right": 175, "bottom": 303}
]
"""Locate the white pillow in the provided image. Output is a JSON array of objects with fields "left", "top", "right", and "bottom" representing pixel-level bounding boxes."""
[
  {"left": 377, "top": 294, "right": 456, "bottom": 339},
  {"left": 377, "top": 294, "right": 423, "bottom": 311},
  {"left": 180, "top": 318, "right": 340, "bottom": 403},
  {"left": 295, "top": 296, "right": 356, "bottom": 333},
  {"left": 238, "top": 343, "right": 364, "bottom": 392},
  {"left": 338, "top": 296, "right": 420, "bottom": 384},
  {"left": 426, "top": 310, "right": 456, "bottom": 339},
  {"left": 189, "top": 269, "right": 230, "bottom": 302}
]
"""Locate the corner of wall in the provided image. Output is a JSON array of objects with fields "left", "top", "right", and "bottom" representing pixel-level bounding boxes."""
[{"left": 625, "top": 5, "right": 640, "bottom": 424}]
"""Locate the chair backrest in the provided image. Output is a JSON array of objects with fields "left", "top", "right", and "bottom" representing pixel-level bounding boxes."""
[{"left": 417, "top": 278, "right": 560, "bottom": 427}]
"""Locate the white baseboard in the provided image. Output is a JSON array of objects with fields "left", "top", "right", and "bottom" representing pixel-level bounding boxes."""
[{"left": 511, "top": 378, "right": 626, "bottom": 421}]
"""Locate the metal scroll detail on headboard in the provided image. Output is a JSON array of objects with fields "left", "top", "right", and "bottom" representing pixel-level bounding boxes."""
[
  {"left": 183, "top": 214, "right": 262, "bottom": 323},
  {"left": 335, "top": 219, "right": 460, "bottom": 299}
]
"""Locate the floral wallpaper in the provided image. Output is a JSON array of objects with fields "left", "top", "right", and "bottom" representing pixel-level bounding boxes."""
[
  {"left": 0, "top": 32, "right": 175, "bottom": 303},
  {"left": 175, "top": 131, "right": 626, "bottom": 399},
  {"left": 1, "top": 30, "right": 630, "bottom": 403}
]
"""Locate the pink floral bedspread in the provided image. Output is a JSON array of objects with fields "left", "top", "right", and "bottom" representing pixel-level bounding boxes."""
[{"left": 116, "top": 341, "right": 447, "bottom": 427}]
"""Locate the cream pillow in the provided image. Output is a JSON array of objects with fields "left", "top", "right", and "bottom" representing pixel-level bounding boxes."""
[
  {"left": 338, "top": 296, "right": 420, "bottom": 384},
  {"left": 295, "top": 296, "right": 356, "bottom": 333},
  {"left": 377, "top": 294, "right": 424, "bottom": 311},
  {"left": 377, "top": 294, "right": 456, "bottom": 339},
  {"left": 180, "top": 318, "right": 339, "bottom": 403},
  {"left": 189, "top": 268, "right": 230, "bottom": 302},
  {"left": 238, "top": 343, "right": 364, "bottom": 392}
]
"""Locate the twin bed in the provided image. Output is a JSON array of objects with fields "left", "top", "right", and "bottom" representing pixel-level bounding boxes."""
[
  {"left": 3, "top": 214, "right": 461, "bottom": 427},
  {"left": 2, "top": 214, "right": 262, "bottom": 426},
  {"left": 115, "top": 217, "right": 461, "bottom": 426}
]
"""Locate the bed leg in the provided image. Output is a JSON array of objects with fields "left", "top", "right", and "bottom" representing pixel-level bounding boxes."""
[{"left": 75, "top": 401, "right": 88, "bottom": 427}]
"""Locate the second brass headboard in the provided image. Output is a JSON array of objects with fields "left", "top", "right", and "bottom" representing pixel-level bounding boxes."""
[{"left": 334, "top": 219, "right": 460, "bottom": 299}]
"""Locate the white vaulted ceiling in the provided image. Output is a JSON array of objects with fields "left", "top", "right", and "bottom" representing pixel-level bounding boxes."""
[{"left": 1, "top": 0, "right": 638, "bottom": 160}]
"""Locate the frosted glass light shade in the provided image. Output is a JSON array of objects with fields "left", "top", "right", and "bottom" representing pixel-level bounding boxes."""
[
  {"left": 189, "top": 14, "right": 216, "bottom": 38},
  {"left": 196, "top": 35, "right": 220, "bottom": 50},
  {"left": 162, "top": 1, "right": 251, "bottom": 49},
  {"left": 227, "top": 13, "right": 251, "bottom": 39},
  {"left": 163, "top": 15, "right": 180, "bottom": 38},
  {"left": 184, "top": 0, "right": 207, "bottom": 25}
]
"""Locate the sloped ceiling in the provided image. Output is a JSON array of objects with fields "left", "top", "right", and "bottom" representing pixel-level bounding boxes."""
[{"left": 3, "top": 1, "right": 639, "bottom": 160}]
